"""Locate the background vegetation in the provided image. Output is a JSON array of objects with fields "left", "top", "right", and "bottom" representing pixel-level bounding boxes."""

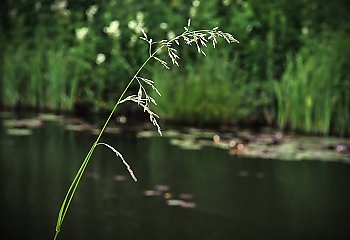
[{"left": 0, "top": 0, "right": 349, "bottom": 135}]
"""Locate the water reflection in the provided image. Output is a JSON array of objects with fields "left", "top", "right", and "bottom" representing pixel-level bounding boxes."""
[{"left": 0, "top": 118, "right": 350, "bottom": 239}]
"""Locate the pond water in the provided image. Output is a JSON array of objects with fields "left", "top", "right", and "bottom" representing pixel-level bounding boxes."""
[{"left": 1, "top": 115, "right": 350, "bottom": 240}]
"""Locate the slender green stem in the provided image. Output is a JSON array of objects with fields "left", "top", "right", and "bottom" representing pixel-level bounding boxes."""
[
  {"left": 54, "top": 230, "right": 59, "bottom": 240},
  {"left": 53, "top": 28, "right": 221, "bottom": 239},
  {"left": 53, "top": 44, "right": 166, "bottom": 240}
]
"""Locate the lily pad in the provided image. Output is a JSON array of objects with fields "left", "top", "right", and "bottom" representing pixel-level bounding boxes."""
[
  {"left": 166, "top": 199, "right": 185, "bottom": 206},
  {"left": 143, "top": 190, "right": 161, "bottom": 197},
  {"left": 3, "top": 118, "right": 42, "bottom": 128},
  {"left": 38, "top": 114, "right": 63, "bottom": 122},
  {"left": 65, "top": 124, "right": 88, "bottom": 132},
  {"left": 105, "top": 127, "right": 122, "bottom": 134},
  {"left": 186, "top": 128, "right": 217, "bottom": 139},
  {"left": 113, "top": 175, "right": 126, "bottom": 181},
  {"left": 6, "top": 128, "right": 32, "bottom": 136},
  {"left": 162, "top": 129, "right": 182, "bottom": 138},
  {"left": 137, "top": 130, "right": 159, "bottom": 138},
  {"left": 169, "top": 138, "right": 202, "bottom": 150}
]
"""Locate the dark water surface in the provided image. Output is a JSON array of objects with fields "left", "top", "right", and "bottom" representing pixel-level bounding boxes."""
[{"left": 1, "top": 119, "right": 350, "bottom": 240}]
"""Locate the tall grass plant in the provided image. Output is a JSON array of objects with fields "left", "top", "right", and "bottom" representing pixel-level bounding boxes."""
[
  {"left": 273, "top": 32, "right": 350, "bottom": 135},
  {"left": 152, "top": 48, "right": 268, "bottom": 124}
]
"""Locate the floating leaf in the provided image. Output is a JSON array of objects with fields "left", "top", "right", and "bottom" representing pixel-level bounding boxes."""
[{"left": 6, "top": 128, "right": 32, "bottom": 136}]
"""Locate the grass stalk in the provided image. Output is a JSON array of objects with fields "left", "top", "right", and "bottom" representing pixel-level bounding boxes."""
[
  {"left": 53, "top": 54, "right": 153, "bottom": 239},
  {"left": 53, "top": 24, "right": 238, "bottom": 239}
]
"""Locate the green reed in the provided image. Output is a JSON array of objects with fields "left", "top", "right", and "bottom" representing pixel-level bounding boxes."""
[
  {"left": 3, "top": 41, "right": 29, "bottom": 107},
  {"left": 1, "top": 15, "right": 82, "bottom": 111},
  {"left": 152, "top": 48, "right": 267, "bottom": 124},
  {"left": 273, "top": 32, "right": 350, "bottom": 135}
]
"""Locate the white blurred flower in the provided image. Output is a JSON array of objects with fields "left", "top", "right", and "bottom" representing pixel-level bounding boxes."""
[
  {"left": 192, "top": 0, "right": 200, "bottom": 7},
  {"left": 51, "top": 0, "right": 70, "bottom": 17},
  {"left": 96, "top": 53, "right": 106, "bottom": 65},
  {"left": 128, "top": 12, "right": 145, "bottom": 34},
  {"left": 222, "top": 0, "right": 231, "bottom": 6},
  {"left": 246, "top": 25, "right": 253, "bottom": 32},
  {"left": 128, "top": 20, "right": 137, "bottom": 29},
  {"left": 167, "top": 31, "right": 176, "bottom": 40},
  {"left": 86, "top": 5, "right": 98, "bottom": 21},
  {"left": 75, "top": 27, "right": 89, "bottom": 41},
  {"left": 51, "top": 0, "right": 67, "bottom": 11},
  {"left": 61, "top": 9, "right": 71, "bottom": 17},
  {"left": 9, "top": 9, "right": 17, "bottom": 18},
  {"left": 136, "top": 12, "right": 144, "bottom": 22},
  {"left": 35, "top": 2, "right": 42, "bottom": 11},
  {"left": 302, "top": 26, "right": 309, "bottom": 35},
  {"left": 104, "top": 20, "right": 120, "bottom": 38},
  {"left": 190, "top": 7, "right": 197, "bottom": 17},
  {"left": 130, "top": 35, "right": 138, "bottom": 44},
  {"left": 190, "top": 0, "right": 200, "bottom": 17},
  {"left": 160, "top": 22, "right": 168, "bottom": 30}
]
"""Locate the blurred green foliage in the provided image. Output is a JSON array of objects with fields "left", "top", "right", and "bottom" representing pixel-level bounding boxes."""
[
  {"left": 152, "top": 48, "right": 269, "bottom": 124},
  {"left": 274, "top": 32, "right": 350, "bottom": 136},
  {"left": 0, "top": 0, "right": 349, "bottom": 135}
]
